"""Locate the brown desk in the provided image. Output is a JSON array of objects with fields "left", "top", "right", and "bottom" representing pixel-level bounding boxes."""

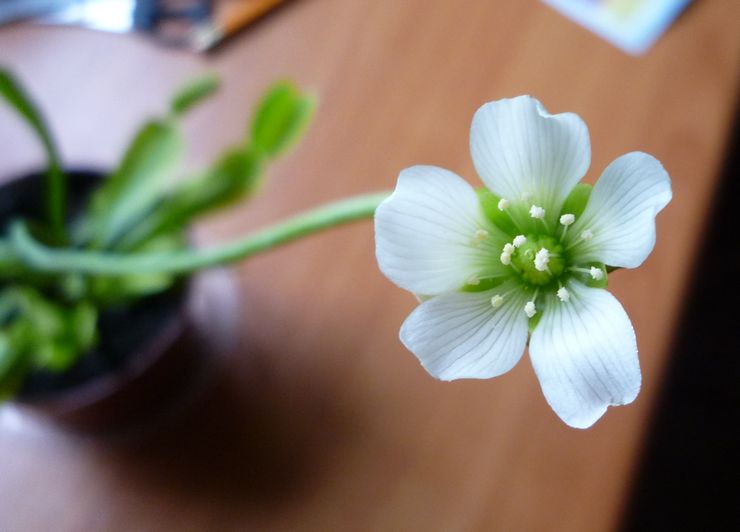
[{"left": 1, "top": 1, "right": 738, "bottom": 530}]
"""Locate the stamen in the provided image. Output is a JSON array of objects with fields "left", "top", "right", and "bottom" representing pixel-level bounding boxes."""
[
  {"left": 556, "top": 287, "right": 570, "bottom": 302},
  {"left": 580, "top": 229, "right": 593, "bottom": 241},
  {"left": 534, "top": 248, "right": 550, "bottom": 272},
  {"left": 490, "top": 294, "right": 505, "bottom": 308},
  {"left": 497, "top": 198, "right": 509, "bottom": 211},
  {"left": 524, "top": 301, "right": 537, "bottom": 318},
  {"left": 529, "top": 205, "right": 545, "bottom": 220},
  {"left": 559, "top": 213, "right": 575, "bottom": 242},
  {"left": 559, "top": 213, "right": 575, "bottom": 226},
  {"left": 512, "top": 235, "right": 527, "bottom": 248},
  {"left": 500, "top": 251, "right": 512, "bottom": 265},
  {"left": 569, "top": 266, "right": 606, "bottom": 281},
  {"left": 503, "top": 243, "right": 515, "bottom": 254},
  {"left": 471, "top": 228, "right": 489, "bottom": 246}
]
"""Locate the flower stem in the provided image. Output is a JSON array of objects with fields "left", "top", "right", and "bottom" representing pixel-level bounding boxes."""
[{"left": 11, "top": 192, "right": 389, "bottom": 276}]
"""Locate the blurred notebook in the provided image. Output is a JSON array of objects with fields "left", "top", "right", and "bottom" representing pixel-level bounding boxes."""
[{"left": 541, "top": 0, "right": 692, "bottom": 55}]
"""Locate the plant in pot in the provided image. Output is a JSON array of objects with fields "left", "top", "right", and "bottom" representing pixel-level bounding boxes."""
[{"left": 0, "top": 69, "right": 386, "bottom": 433}]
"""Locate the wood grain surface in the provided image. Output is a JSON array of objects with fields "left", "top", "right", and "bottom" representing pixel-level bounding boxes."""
[{"left": 1, "top": 1, "right": 739, "bottom": 530}]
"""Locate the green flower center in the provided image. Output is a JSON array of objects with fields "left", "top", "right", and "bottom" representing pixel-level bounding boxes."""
[
  {"left": 510, "top": 235, "right": 564, "bottom": 287},
  {"left": 464, "top": 188, "right": 610, "bottom": 320}
]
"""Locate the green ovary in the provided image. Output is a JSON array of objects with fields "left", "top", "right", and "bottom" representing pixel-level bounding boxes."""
[{"left": 510, "top": 235, "right": 565, "bottom": 286}]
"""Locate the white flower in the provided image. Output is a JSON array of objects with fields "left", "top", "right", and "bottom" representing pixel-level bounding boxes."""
[{"left": 374, "top": 96, "right": 672, "bottom": 429}]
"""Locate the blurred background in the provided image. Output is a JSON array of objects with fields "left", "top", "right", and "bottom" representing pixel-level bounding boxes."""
[{"left": 0, "top": 1, "right": 738, "bottom": 530}]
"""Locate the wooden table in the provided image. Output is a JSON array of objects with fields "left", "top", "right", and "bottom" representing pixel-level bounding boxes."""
[{"left": 1, "top": 1, "right": 738, "bottom": 530}]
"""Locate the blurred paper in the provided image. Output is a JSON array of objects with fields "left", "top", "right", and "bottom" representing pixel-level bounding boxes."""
[{"left": 541, "top": 0, "right": 692, "bottom": 55}]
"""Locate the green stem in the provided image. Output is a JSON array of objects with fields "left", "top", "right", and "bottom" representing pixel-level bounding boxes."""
[{"left": 11, "top": 192, "right": 389, "bottom": 276}]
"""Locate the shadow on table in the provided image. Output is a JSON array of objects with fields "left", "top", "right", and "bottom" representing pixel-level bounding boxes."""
[{"left": 94, "top": 332, "right": 357, "bottom": 510}]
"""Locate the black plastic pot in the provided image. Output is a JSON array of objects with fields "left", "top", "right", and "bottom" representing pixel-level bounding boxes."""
[{"left": 0, "top": 170, "right": 239, "bottom": 434}]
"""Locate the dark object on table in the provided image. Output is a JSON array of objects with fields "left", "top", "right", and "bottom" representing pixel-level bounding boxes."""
[
  {"left": 621, "top": 114, "right": 740, "bottom": 530},
  {"left": 0, "top": 0, "right": 287, "bottom": 52}
]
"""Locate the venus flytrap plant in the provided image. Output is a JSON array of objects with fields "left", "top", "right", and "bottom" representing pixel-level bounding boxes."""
[
  {"left": 375, "top": 96, "right": 672, "bottom": 429},
  {"left": 0, "top": 68, "right": 386, "bottom": 398}
]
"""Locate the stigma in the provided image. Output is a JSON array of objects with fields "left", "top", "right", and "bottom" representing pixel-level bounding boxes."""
[
  {"left": 534, "top": 248, "right": 550, "bottom": 271},
  {"left": 500, "top": 243, "right": 515, "bottom": 265}
]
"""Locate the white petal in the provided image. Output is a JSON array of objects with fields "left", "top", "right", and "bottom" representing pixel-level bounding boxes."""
[
  {"left": 470, "top": 96, "right": 590, "bottom": 213},
  {"left": 529, "top": 283, "right": 641, "bottom": 429},
  {"left": 400, "top": 285, "right": 529, "bottom": 381},
  {"left": 570, "top": 152, "right": 672, "bottom": 268},
  {"left": 375, "top": 165, "right": 506, "bottom": 295}
]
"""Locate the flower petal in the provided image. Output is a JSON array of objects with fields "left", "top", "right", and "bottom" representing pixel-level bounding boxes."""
[
  {"left": 375, "top": 165, "right": 507, "bottom": 295},
  {"left": 569, "top": 152, "right": 672, "bottom": 268},
  {"left": 400, "top": 285, "right": 529, "bottom": 381},
  {"left": 529, "top": 282, "right": 641, "bottom": 429},
  {"left": 470, "top": 96, "right": 591, "bottom": 213}
]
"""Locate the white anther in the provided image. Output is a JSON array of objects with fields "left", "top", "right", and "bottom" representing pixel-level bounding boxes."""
[
  {"left": 497, "top": 198, "right": 509, "bottom": 211},
  {"left": 490, "top": 294, "right": 505, "bottom": 308},
  {"left": 467, "top": 274, "right": 480, "bottom": 286},
  {"left": 580, "top": 229, "right": 593, "bottom": 241},
  {"left": 512, "top": 235, "right": 527, "bottom": 247},
  {"left": 559, "top": 213, "right": 575, "bottom": 226},
  {"left": 500, "top": 251, "right": 512, "bottom": 265},
  {"left": 524, "top": 301, "right": 537, "bottom": 318},
  {"left": 529, "top": 205, "right": 545, "bottom": 219},
  {"left": 474, "top": 229, "right": 489, "bottom": 240},
  {"left": 556, "top": 287, "right": 570, "bottom": 302},
  {"left": 534, "top": 247, "right": 550, "bottom": 272},
  {"left": 589, "top": 267, "right": 604, "bottom": 280},
  {"left": 503, "top": 243, "right": 515, "bottom": 255}
]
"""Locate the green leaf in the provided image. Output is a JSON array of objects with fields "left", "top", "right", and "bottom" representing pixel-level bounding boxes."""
[
  {"left": 250, "top": 81, "right": 316, "bottom": 159},
  {"left": 170, "top": 74, "right": 220, "bottom": 117},
  {"left": 37, "top": 340, "right": 77, "bottom": 372},
  {"left": 0, "top": 68, "right": 66, "bottom": 240},
  {"left": 70, "top": 302, "right": 97, "bottom": 352},
  {"left": 117, "top": 147, "right": 263, "bottom": 250},
  {"left": 0, "top": 290, "right": 17, "bottom": 325},
  {"left": 84, "top": 120, "right": 184, "bottom": 247},
  {"left": 0, "top": 238, "right": 29, "bottom": 278},
  {"left": 16, "top": 288, "right": 65, "bottom": 338},
  {"left": 0, "top": 333, "right": 14, "bottom": 378},
  {"left": 0, "top": 330, "right": 26, "bottom": 399},
  {"left": 560, "top": 183, "right": 592, "bottom": 219}
]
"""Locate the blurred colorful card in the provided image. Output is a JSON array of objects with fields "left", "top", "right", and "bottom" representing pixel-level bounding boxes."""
[{"left": 541, "top": 0, "right": 692, "bottom": 55}]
